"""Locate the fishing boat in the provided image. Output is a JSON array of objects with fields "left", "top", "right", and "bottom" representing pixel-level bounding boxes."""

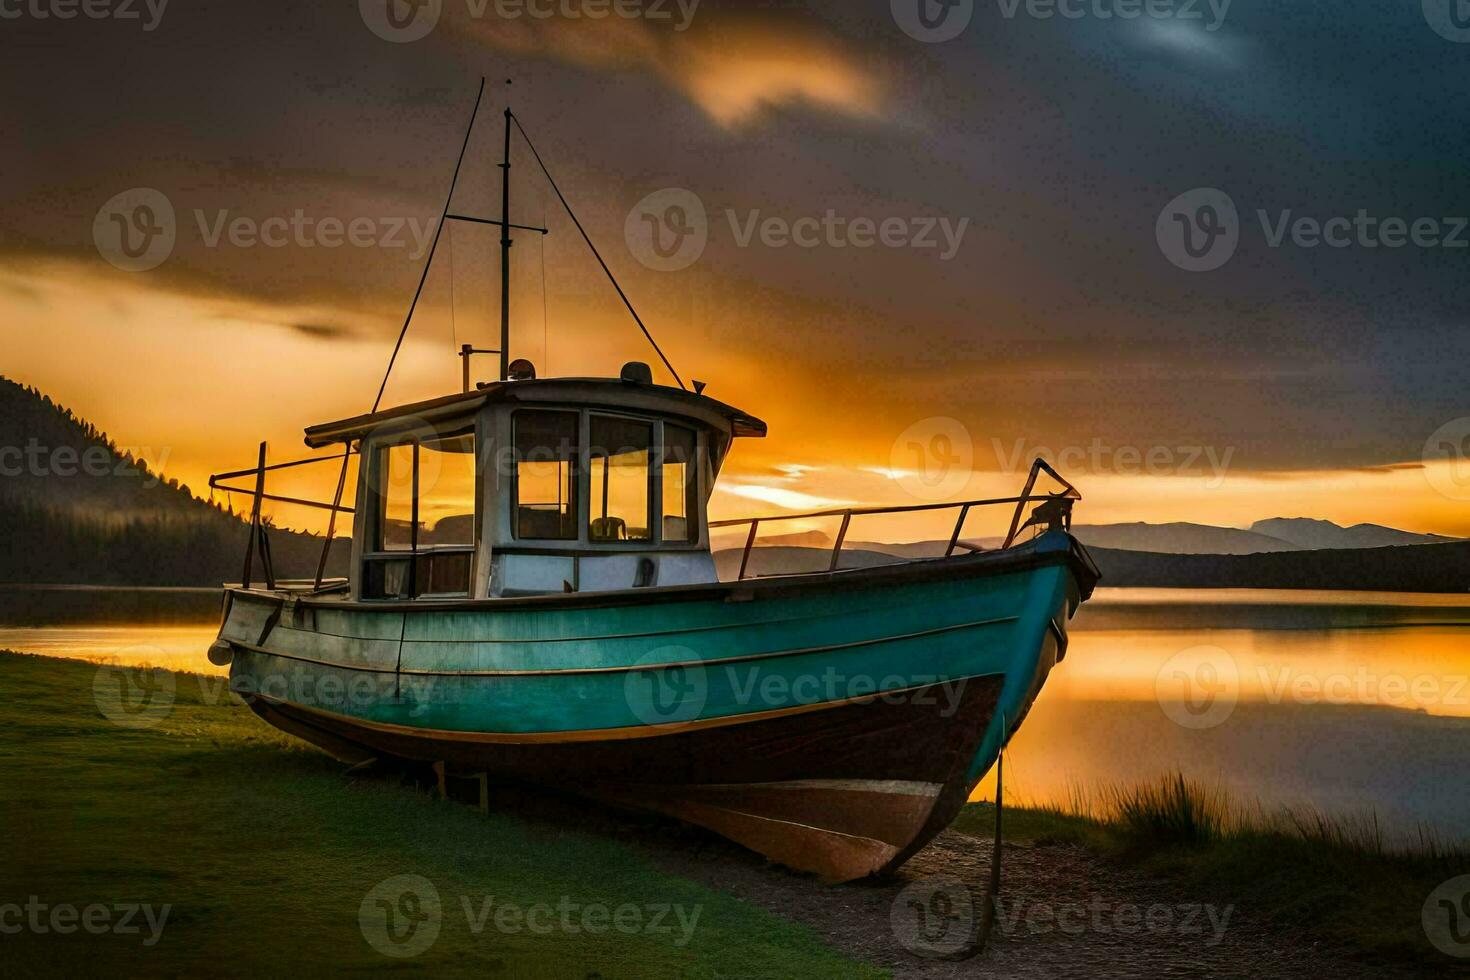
[{"left": 206, "top": 82, "right": 1100, "bottom": 883}]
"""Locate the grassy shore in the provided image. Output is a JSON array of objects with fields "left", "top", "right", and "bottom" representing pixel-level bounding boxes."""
[
  {"left": 954, "top": 773, "right": 1469, "bottom": 970},
  {"left": 6, "top": 650, "right": 1464, "bottom": 976},
  {"left": 0, "top": 652, "right": 880, "bottom": 978}
]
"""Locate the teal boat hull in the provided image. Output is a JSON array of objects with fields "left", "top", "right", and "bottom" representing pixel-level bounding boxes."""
[{"left": 216, "top": 531, "right": 1098, "bottom": 881}]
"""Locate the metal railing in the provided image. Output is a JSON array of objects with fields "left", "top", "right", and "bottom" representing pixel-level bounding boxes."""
[
  {"left": 209, "top": 443, "right": 357, "bottom": 591},
  {"left": 708, "top": 458, "right": 1080, "bottom": 581}
]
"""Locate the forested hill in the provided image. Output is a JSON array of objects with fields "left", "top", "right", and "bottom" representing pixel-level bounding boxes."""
[{"left": 0, "top": 377, "right": 346, "bottom": 585}]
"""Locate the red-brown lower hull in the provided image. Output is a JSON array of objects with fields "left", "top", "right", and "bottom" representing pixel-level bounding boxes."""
[{"left": 246, "top": 674, "right": 1004, "bottom": 882}]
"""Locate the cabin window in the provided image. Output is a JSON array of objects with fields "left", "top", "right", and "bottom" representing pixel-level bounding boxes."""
[
  {"left": 589, "top": 415, "right": 653, "bottom": 542},
  {"left": 364, "top": 430, "right": 476, "bottom": 599},
  {"left": 662, "top": 424, "right": 698, "bottom": 543},
  {"left": 513, "top": 410, "right": 578, "bottom": 540}
]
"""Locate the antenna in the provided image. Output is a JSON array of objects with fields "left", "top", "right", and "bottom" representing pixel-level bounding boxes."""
[{"left": 499, "top": 79, "right": 513, "bottom": 382}]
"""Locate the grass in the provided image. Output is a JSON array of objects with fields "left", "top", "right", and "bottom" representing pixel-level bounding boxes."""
[
  {"left": 0, "top": 652, "right": 884, "bottom": 979},
  {"left": 954, "top": 772, "right": 1470, "bottom": 970}
]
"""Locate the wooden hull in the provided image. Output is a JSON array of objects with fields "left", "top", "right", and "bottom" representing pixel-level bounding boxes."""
[{"left": 218, "top": 532, "right": 1096, "bottom": 881}]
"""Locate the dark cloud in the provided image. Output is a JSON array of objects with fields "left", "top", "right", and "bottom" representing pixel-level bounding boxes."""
[{"left": 3, "top": 0, "right": 1467, "bottom": 471}]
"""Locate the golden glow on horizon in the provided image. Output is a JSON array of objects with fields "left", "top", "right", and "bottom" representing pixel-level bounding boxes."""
[{"left": 4, "top": 262, "right": 1467, "bottom": 540}]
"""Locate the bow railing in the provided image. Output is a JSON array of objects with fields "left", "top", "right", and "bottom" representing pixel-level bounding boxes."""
[
  {"left": 708, "top": 458, "right": 1080, "bottom": 581},
  {"left": 208, "top": 443, "right": 358, "bottom": 591}
]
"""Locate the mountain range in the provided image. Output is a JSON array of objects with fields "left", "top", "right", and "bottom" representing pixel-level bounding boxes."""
[{"left": 1070, "top": 519, "right": 1457, "bottom": 555}]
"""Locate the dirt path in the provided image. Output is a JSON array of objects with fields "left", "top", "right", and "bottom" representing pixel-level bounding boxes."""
[
  {"left": 487, "top": 785, "right": 1430, "bottom": 978},
  {"left": 642, "top": 824, "right": 1429, "bottom": 979}
]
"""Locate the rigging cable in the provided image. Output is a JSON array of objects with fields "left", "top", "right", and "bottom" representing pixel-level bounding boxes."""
[
  {"left": 448, "top": 218, "right": 458, "bottom": 374},
  {"left": 508, "top": 111, "right": 687, "bottom": 391},
  {"left": 539, "top": 196, "right": 549, "bottom": 375},
  {"left": 371, "top": 77, "right": 486, "bottom": 413}
]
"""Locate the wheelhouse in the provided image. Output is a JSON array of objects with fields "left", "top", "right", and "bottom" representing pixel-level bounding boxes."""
[{"left": 301, "top": 368, "right": 766, "bottom": 600}]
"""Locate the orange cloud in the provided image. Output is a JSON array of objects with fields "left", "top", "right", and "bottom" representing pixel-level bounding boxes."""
[{"left": 455, "top": 14, "right": 885, "bottom": 127}]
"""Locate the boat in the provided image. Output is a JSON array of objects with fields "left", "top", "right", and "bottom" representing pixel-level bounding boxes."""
[{"left": 205, "top": 82, "right": 1100, "bottom": 883}]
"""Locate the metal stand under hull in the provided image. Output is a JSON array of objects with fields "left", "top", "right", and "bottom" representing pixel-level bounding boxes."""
[{"left": 246, "top": 673, "right": 1007, "bottom": 882}]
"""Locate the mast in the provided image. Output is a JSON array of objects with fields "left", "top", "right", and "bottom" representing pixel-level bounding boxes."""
[{"left": 499, "top": 105, "right": 512, "bottom": 382}]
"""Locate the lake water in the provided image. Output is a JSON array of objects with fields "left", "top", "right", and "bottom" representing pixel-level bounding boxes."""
[{"left": 2, "top": 586, "right": 1466, "bottom": 844}]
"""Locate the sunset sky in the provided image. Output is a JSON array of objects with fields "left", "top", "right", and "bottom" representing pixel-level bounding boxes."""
[{"left": 4, "top": 0, "right": 1468, "bottom": 537}]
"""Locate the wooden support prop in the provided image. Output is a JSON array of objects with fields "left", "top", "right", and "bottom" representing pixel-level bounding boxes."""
[
  {"left": 433, "top": 761, "right": 447, "bottom": 800},
  {"left": 948, "top": 748, "right": 1005, "bottom": 961},
  {"left": 477, "top": 772, "right": 490, "bottom": 815}
]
